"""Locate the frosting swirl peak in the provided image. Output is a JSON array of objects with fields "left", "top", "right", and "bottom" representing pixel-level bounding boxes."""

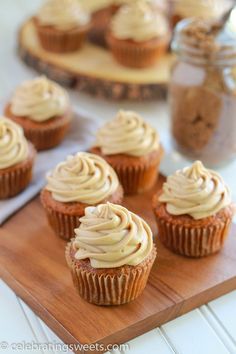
[
  {"left": 46, "top": 152, "right": 119, "bottom": 204},
  {"left": 73, "top": 202, "right": 153, "bottom": 268},
  {"left": 37, "top": 0, "right": 90, "bottom": 30},
  {"left": 10, "top": 76, "right": 69, "bottom": 122},
  {"left": 159, "top": 161, "right": 231, "bottom": 220},
  {"left": 110, "top": 0, "right": 168, "bottom": 41},
  {"left": 0, "top": 117, "right": 29, "bottom": 169},
  {"left": 95, "top": 110, "right": 160, "bottom": 156}
]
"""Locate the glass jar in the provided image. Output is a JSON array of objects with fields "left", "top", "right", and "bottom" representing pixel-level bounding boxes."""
[{"left": 169, "top": 18, "right": 236, "bottom": 167}]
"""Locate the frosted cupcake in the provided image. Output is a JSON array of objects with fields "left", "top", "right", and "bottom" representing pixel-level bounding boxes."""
[
  {"left": 34, "top": 0, "right": 91, "bottom": 53},
  {"left": 153, "top": 161, "right": 234, "bottom": 257},
  {"left": 107, "top": 0, "right": 170, "bottom": 68},
  {"left": 66, "top": 202, "right": 157, "bottom": 305},
  {"left": 172, "top": 0, "right": 232, "bottom": 26},
  {"left": 0, "top": 117, "right": 36, "bottom": 199},
  {"left": 41, "top": 152, "right": 123, "bottom": 240},
  {"left": 80, "top": 0, "right": 118, "bottom": 47},
  {"left": 91, "top": 110, "right": 163, "bottom": 195},
  {"left": 5, "top": 76, "right": 72, "bottom": 151}
]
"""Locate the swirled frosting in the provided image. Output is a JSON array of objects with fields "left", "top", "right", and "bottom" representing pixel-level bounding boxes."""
[
  {"left": 46, "top": 152, "right": 119, "bottom": 204},
  {"left": 110, "top": 0, "right": 168, "bottom": 41},
  {"left": 159, "top": 161, "right": 231, "bottom": 220},
  {"left": 79, "top": 0, "right": 114, "bottom": 13},
  {"left": 174, "top": 0, "right": 230, "bottom": 19},
  {"left": 10, "top": 76, "right": 69, "bottom": 122},
  {"left": 73, "top": 202, "right": 153, "bottom": 268},
  {"left": 95, "top": 110, "right": 160, "bottom": 157},
  {"left": 37, "top": 0, "right": 90, "bottom": 30},
  {"left": 0, "top": 117, "right": 29, "bottom": 169}
]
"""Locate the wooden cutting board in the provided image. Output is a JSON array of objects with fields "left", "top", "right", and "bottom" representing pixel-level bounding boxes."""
[
  {"left": 18, "top": 19, "right": 174, "bottom": 101},
  {"left": 0, "top": 176, "right": 236, "bottom": 354}
]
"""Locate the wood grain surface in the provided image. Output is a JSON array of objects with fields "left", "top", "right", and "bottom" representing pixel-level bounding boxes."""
[
  {"left": 18, "top": 19, "right": 173, "bottom": 101},
  {"left": 0, "top": 176, "right": 236, "bottom": 354}
]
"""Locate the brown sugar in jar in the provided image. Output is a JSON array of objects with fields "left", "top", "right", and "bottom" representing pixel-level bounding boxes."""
[{"left": 169, "top": 18, "right": 236, "bottom": 167}]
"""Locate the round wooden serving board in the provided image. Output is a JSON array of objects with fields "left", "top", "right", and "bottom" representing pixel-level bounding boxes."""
[{"left": 18, "top": 19, "right": 173, "bottom": 100}]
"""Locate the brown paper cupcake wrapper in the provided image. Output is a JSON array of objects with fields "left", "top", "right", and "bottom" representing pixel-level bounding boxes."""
[
  {"left": 35, "top": 22, "right": 89, "bottom": 53},
  {"left": 107, "top": 33, "right": 168, "bottom": 68},
  {"left": 65, "top": 244, "right": 156, "bottom": 305},
  {"left": 40, "top": 202, "right": 81, "bottom": 241},
  {"left": 40, "top": 185, "right": 124, "bottom": 240},
  {"left": 0, "top": 146, "right": 35, "bottom": 199},
  {"left": 21, "top": 115, "right": 71, "bottom": 151},
  {"left": 155, "top": 216, "right": 233, "bottom": 257}
]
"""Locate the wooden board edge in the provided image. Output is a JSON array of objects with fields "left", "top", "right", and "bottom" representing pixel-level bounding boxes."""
[
  {"left": 18, "top": 21, "right": 168, "bottom": 101},
  {"left": 1, "top": 261, "right": 236, "bottom": 354}
]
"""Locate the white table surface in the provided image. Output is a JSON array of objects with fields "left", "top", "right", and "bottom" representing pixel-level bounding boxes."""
[{"left": 1, "top": 1, "right": 236, "bottom": 354}]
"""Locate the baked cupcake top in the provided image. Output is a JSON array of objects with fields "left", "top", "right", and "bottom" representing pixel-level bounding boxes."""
[
  {"left": 174, "top": 0, "right": 230, "bottom": 19},
  {"left": 72, "top": 202, "right": 153, "bottom": 268},
  {"left": 159, "top": 161, "right": 231, "bottom": 220},
  {"left": 37, "top": 0, "right": 90, "bottom": 30},
  {"left": 110, "top": 0, "right": 168, "bottom": 42},
  {"left": 0, "top": 117, "right": 29, "bottom": 169},
  {"left": 45, "top": 152, "right": 119, "bottom": 204},
  {"left": 94, "top": 110, "right": 160, "bottom": 157},
  {"left": 10, "top": 76, "right": 69, "bottom": 123}
]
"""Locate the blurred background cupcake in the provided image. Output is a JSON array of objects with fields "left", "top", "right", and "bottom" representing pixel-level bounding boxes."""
[
  {"left": 4, "top": 76, "right": 72, "bottom": 151},
  {"left": 0, "top": 117, "right": 36, "bottom": 199},
  {"left": 106, "top": 0, "right": 170, "bottom": 67},
  {"left": 66, "top": 202, "right": 157, "bottom": 305},
  {"left": 41, "top": 152, "right": 123, "bottom": 240},
  {"left": 34, "top": 0, "right": 91, "bottom": 53},
  {"left": 171, "top": 0, "right": 234, "bottom": 27}
]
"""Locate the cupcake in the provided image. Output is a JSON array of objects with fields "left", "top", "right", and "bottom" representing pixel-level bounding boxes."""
[
  {"left": 66, "top": 202, "right": 157, "bottom": 305},
  {"left": 33, "top": 0, "right": 91, "bottom": 53},
  {"left": 4, "top": 76, "right": 72, "bottom": 151},
  {"left": 91, "top": 110, "right": 163, "bottom": 195},
  {"left": 41, "top": 152, "right": 123, "bottom": 240},
  {"left": 106, "top": 0, "right": 170, "bottom": 68},
  {"left": 153, "top": 161, "right": 234, "bottom": 257},
  {"left": 171, "top": 0, "right": 232, "bottom": 27},
  {"left": 80, "top": 0, "right": 118, "bottom": 47},
  {"left": 0, "top": 117, "right": 36, "bottom": 199}
]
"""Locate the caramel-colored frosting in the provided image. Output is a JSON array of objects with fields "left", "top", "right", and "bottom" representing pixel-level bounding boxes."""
[
  {"left": 159, "top": 161, "right": 231, "bottom": 220},
  {"left": 46, "top": 152, "right": 119, "bottom": 204},
  {"left": 0, "top": 117, "right": 29, "bottom": 169},
  {"left": 37, "top": 0, "right": 90, "bottom": 30},
  {"left": 95, "top": 110, "right": 160, "bottom": 157},
  {"left": 73, "top": 202, "right": 153, "bottom": 268},
  {"left": 10, "top": 76, "right": 69, "bottom": 122},
  {"left": 110, "top": 0, "right": 168, "bottom": 41},
  {"left": 174, "top": 0, "right": 229, "bottom": 19},
  {"left": 79, "top": 0, "right": 114, "bottom": 13}
]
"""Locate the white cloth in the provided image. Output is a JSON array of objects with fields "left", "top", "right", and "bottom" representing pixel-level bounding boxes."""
[{"left": 0, "top": 112, "right": 98, "bottom": 225}]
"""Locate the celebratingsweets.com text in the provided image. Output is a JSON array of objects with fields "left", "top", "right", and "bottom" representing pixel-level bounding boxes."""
[{"left": 0, "top": 340, "right": 130, "bottom": 352}]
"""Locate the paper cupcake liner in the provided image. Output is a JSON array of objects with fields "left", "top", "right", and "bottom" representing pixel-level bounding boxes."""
[
  {"left": 88, "top": 5, "right": 118, "bottom": 47},
  {"left": 5, "top": 107, "right": 72, "bottom": 151},
  {"left": 40, "top": 186, "right": 124, "bottom": 240},
  {"left": 65, "top": 244, "right": 157, "bottom": 305},
  {"left": 107, "top": 33, "right": 169, "bottom": 68},
  {"left": 154, "top": 213, "right": 233, "bottom": 257},
  {"left": 0, "top": 144, "right": 36, "bottom": 199},
  {"left": 35, "top": 20, "right": 89, "bottom": 53}
]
